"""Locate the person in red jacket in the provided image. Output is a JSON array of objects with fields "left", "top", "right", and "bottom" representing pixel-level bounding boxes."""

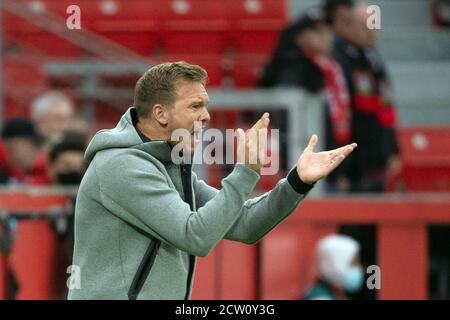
[{"left": 0, "top": 118, "right": 49, "bottom": 186}]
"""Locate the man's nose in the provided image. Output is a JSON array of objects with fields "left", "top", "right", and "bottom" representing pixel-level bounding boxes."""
[{"left": 200, "top": 108, "right": 211, "bottom": 123}]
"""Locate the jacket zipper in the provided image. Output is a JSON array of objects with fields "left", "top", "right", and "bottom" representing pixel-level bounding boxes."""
[
  {"left": 181, "top": 164, "right": 195, "bottom": 300},
  {"left": 128, "top": 164, "right": 194, "bottom": 300},
  {"left": 128, "top": 238, "right": 161, "bottom": 300}
]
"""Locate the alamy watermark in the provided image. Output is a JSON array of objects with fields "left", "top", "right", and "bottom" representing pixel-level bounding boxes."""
[
  {"left": 64, "top": 3, "right": 382, "bottom": 31},
  {"left": 169, "top": 121, "right": 280, "bottom": 176},
  {"left": 367, "top": 5, "right": 381, "bottom": 30},
  {"left": 67, "top": 264, "right": 81, "bottom": 290},
  {"left": 66, "top": 5, "right": 81, "bottom": 30},
  {"left": 366, "top": 264, "right": 381, "bottom": 290},
  {"left": 66, "top": 264, "right": 381, "bottom": 291}
]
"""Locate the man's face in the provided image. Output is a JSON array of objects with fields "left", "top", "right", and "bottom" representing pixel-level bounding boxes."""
[
  {"left": 49, "top": 150, "right": 85, "bottom": 184},
  {"left": 4, "top": 137, "right": 38, "bottom": 171},
  {"left": 166, "top": 80, "right": 210, "bottom": 154},
  {"left": 37, "top": 103, "right": 74, "bottom": 142},
  {"left": 353, "top": 8, "right": 378, "bottom": 47},
  {"left": 334, "top": 6, "right": 355, "bottom": 40}
]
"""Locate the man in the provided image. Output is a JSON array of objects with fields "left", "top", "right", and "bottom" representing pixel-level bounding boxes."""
[
  {"left": 354, "top": 3, "right": 401, "bottom": 189},
  {"left": 331, "top": 2, "right": 400, "bottom": 192},
  {"left": 68, "top": 62, "right": 356, "bottom": 300},
  {"left": 324, "top": 0, "right": 355, "bottom": 41},
  {"left": 31, "top": 91, "right": 75, "bottom": 144}
]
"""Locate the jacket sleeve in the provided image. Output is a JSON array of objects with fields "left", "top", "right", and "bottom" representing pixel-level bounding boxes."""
[
  {"left": 193, "top": 167, "right": 313, "bottom": 244},
  {"left": 95, "top": 151, "right": 259, "bottom": 257}
]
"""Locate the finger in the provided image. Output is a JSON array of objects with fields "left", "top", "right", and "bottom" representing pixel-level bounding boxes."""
[
  {"left": 258, "top": 128, "right": 268, "bottom": 166},
  {"left": 304, "top": 134, "right": 318, "bottom": 153},
  {"left": 252, "top": 112, "right": 270, "bottom": 131},
  {"left": 329, "top": 143, "right": 357, "bottom": 157},
  {"left": 331, "top": 144, "right": 356, "bottom": 160},
  {"left": 236, "top": 128, "right": 246, "bottom": 164},
  {"left": 247, "top": 129, "right": 258, "bottom": 165}
]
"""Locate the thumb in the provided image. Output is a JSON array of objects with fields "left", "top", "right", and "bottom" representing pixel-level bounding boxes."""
[
  {"left": 252, "top": 112, "right": 270, "bottom": 130},
  {"left": 236, "top": 128, "right": 246, "bottom": 164},
  {"left": 304, "top": 134, "right": 318, "bottom": 153}
]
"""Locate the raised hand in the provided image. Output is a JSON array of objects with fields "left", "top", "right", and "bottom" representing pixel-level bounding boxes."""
[
  {"left": 296, "top": 134, "right": 357, "bottom": 184},
  {"left": 237, "top": 112, "right": 270, "bottom": 174}
]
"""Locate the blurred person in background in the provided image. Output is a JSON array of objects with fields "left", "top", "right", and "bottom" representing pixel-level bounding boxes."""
[
  {"left": 433, "top": 0, "right": 450, "bottom": 26},
  {"left": 0, "top": 145, "right": 10, "bottom": 184},
  {"left": 47, "top": 131, "right": 88, "bottom": 249},
  {"left": 47, "top": 132, "right": 87, "bottom": 187},
  {"left": 47, "top": 133, "right": 87, "bottom": 299},
  {"left": 324, "top": 0, "right": 356, "bottom": 41},
  {"left": 0, "top": 118, "right": 48, "bottom": 185},
  {"left": 9, "top": 132, "right": 87, "bottom": 300},
  {"left": 31, "top": 91, "right": 76, "bottom": 145},
  {"left": 302, "top": 234, "right": 364, "bottom": 300},
  {"left": 259, "top": 8, "right": 334, "bottom": 88},
  {"left": 354, "top": 2, "right": 401, "bottom": 190},
  {"left": 259, "top": 8, "right": 352, "bottom": 192},
  {"left": 327, "top": 0, "right": 400, "bottom": 193}
]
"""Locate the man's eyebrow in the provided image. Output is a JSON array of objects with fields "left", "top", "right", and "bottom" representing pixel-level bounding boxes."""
[{"left": 190, "top": 99, "right": 209, "bottom": 106}]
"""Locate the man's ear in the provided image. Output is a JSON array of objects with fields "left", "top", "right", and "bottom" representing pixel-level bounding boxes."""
[{"left": 152, "top": 104, "right": 169, "bottom": 126}]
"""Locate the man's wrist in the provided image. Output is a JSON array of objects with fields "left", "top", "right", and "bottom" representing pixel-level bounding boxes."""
[
  {"left": 238, "top": 162, "right": 261, "bottom": 174},
  {"left": 287, "top": 167, "right": 314, "bottom": 194}
]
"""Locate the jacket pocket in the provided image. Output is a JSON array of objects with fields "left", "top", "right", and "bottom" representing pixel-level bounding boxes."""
[{"left": 128, "top": 238, "right": 161, "bottom": 300}]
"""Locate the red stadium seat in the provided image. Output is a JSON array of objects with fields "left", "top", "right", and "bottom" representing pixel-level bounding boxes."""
[
  {"left": 4, "top": 0, "right": 161, "bottom": 56},
  {"left": 151, "top": 53, "right": 225, "bottom": 87},
  {"left": 19, "top": 0, "right": 158, "bottom": 25},
  {"left": 4, "top": 1, "right": 86, "bottom": 57},
  {"left": 226, "top": 0, "right": 287, "bottom": 53},
  {"left": 398, "top": 126, "right": 450, "bottom": 192},
  {"left": 83, "top": 0, "right": 162, "bottom": 55},
  {"left": 226, "top": 0, "right": 286, "bottom": 20},
  {"left": 158, "top": 0, "right": 229, "bottom": 54},
  {"left": 230, "top": 53, "right": 271, "bottom": 87},
  {"left": 3, "top": 56, "right": 49, "bottom": 117},
  {"left": 4, "top": 0, "right": 286, "bottom": 56}
]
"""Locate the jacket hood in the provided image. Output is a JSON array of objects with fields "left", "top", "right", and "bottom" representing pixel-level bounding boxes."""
[{"left": 85, "top": 107, "right": 174, "bottom": 164}]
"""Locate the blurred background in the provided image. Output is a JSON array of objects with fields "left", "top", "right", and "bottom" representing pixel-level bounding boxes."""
[{"left": 0, "top": 0, "right": 449, "bottom": 300}]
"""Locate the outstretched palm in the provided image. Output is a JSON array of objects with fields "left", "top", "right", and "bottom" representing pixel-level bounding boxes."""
[{"left": 297, "top": 134, "right": 357, "bottom": 185}]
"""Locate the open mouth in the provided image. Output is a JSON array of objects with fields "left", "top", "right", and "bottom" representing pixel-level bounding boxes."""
[
  {"left": 191, "top": 129, "right": 201, "bottom": 145},
  {"left": 191, "top": 127, "right": 203, "bottom": 138}
]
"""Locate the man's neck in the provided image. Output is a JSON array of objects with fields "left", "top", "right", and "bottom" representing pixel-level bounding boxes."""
[{"left": 136, "top": 119, "right": 170, "bottom": 142}]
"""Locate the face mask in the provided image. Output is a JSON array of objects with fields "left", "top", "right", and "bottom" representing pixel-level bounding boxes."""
[
  {"left": 342, "top": 266, "right": 364, "bottom": 293},
  {"left": 57, "top": 171, "right": 83, "bottom": 185}
]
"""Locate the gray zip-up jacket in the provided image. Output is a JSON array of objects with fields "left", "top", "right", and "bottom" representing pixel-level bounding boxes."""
[{"left": 68, "top": 107, "right": 313, "bottom": 300}]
